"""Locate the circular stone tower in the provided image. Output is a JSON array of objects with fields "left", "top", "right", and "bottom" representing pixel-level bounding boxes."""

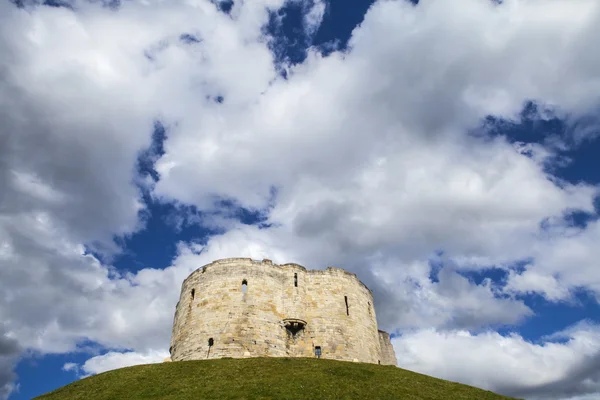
[{"left": 169, "top": 258, "right": 396, "bottom": 365}]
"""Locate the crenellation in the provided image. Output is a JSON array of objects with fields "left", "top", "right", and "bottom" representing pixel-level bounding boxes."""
[{"left": 170, "top": 258, "right": 397, "bottom": 366}]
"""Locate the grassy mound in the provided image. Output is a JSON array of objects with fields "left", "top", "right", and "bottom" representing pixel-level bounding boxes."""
[{"left": 36, "top": 357, "right": 516, "bottom": 400}]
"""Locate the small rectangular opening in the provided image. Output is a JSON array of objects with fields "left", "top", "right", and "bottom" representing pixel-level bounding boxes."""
[
  {"left": 315, "top": 346, "right": 321, "bottom": 358},
  {"left": 294, "top": 273, "right": 298, "bottom": 287},
  {"left": 344, "top": 296, "right": 349, "bottom": 316}
]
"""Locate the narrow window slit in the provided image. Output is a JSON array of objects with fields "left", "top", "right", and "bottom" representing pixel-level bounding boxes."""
[
  {"left": 344, "top": 296, "right": 349, "bottom": 316},
  {"left": 294, "top": 273, "right": 298, "bottom": 287},
  {"left": 188, "top": 289, "right": 195, "bottom": 311}
]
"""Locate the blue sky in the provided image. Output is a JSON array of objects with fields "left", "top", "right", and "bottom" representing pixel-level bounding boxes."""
[{"left": 2, "top": 0, "right": 600, "bottom": 399}]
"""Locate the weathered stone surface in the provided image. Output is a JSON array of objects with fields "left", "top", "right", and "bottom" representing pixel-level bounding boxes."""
[
  {"left": 378, "top": 330, "right": 397, "bottom": 366},
  {"left": 170, "top": 258, "right": 397, "bottom": 366}
]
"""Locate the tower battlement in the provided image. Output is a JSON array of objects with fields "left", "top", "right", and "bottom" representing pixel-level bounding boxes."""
[{"left": 170, "top": 258, "right": 396, "bottom": 365}]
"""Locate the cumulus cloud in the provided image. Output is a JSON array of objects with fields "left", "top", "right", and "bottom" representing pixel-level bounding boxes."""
[
  {"left": 303, "top": 0, "right": 326, "bottom": 35},
  {"left": 1, "top": 0, "right": 600, "bottom": 399},
  {"left": 394, "top": 322, "right": 600, "bottom": 400},
  {"left": 153, "top": 0, "right": 600, "bottom": 301},
  {"left": 0, "top": 331, "right": 20, "bottom": 400},
  {"left": 0, "top": 0, "right": 286, "bottom": 389},
  {"left": 138, "top": 1, "right": 600, "bottom": 393},
  {"left": 67, "top": 350, "right": 168, "bottom": 377}
]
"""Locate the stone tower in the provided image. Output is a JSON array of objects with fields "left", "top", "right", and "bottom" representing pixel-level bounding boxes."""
[{"left": 169, "top": 258, "right": 396, "bottom": 365}]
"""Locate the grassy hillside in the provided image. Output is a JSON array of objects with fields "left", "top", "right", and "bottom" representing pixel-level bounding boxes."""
[{"left": 36, "top": 357, "right": 516, "bottom": 400}]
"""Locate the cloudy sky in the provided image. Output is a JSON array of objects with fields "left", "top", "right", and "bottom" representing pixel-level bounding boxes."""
[{"left": 1, "top": 0, "right": 600, "bottom": 398}]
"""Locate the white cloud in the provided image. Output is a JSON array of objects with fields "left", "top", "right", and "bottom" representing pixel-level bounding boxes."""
[
  {"left": 73, "top": 350, "right": 169, "bottom": 377},
  {"left": 394, "top": 322, "right": 600, "bottom": 400},
  {"left": 303, "top": 0, "right": 326, "bottom": 36},
  {"left": 150, "top": 0, "right": 600, "bottom": 312},
  {"left": 153, "top": 0, "right": 600, "bottom": 264},
  {"left": 62, "top": 363, "right": 78, "bottom": 372},
  {"left": 506, "top": 269, "right": 571, "bottom": 301}
]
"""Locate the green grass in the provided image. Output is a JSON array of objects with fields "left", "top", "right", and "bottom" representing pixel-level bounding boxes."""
[{"left": 36, "top": 357, "right": 516, "bottom": 400}]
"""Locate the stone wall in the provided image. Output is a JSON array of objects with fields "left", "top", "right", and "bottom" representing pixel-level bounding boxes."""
[
  {"left": 378, "top": 330, "right": 397, "bottom": 366},
  {"left": 170, "top": 258, "right": 396, "bottom": 365}
]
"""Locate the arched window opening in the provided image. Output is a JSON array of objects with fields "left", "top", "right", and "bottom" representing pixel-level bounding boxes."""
[
  {"left": 206, "top": 338, "right": 214, "bottom": 359},
  {"left": 191, "top": 288, "right": 195, "bottom": 300},
  {"left": 294, "top": 273, "right": 298, "bottom": 287},
  {"left": 344, "top": 296, "right": 349, "bottom": 316},
  {"left": 283, "top": 318, "right": 306, "bottom": 336},
  {"left": 315, "top": 346, "right": 322, "bottom": 358}
]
